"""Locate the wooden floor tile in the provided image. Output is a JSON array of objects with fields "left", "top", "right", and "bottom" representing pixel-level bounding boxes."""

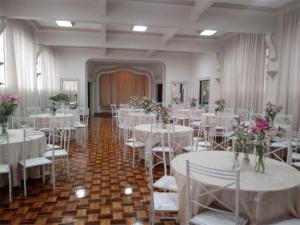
[{"left": 0, "top": 117, "right": 178, "bottom": 225}]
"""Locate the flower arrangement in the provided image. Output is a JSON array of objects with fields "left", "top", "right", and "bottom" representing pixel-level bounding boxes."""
[
  {"left": 56, "top": 93, "right": 70, "bottom": 103},
  {"left": 232, "top": 117, "right": 253, "bottom": 167},
  {"left": 158, "top": 106, "right": 172, "bottom": 125},
  {"left": 264, "top": 102, "right": 283, "bottom": 125},
  {"left": 190, "top": 97, "right": 198, "bottom": 108},
  {"left": 140, "top": 97, "right": 153, "bottom": 114},
  {"left": 129, "top": 96, "right": 140, "bottom": 108},
  {"left": 215, "top": 98, "right": 225, "bottom": 113},
  {"left": 0, "top": 95, "right": 19, "bottom": 133},
  {"left": 49, "top": 95, "right": 59, "bottom": 115},
  {"left": 251, "top": 117, "right": 270, "bottom": 173}
]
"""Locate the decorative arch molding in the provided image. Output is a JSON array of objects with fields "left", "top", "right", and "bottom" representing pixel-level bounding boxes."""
[
  {"left": 95, "top": 68, "right": 154, "bottom": 110},
  {"left": 85, "top": 58, "right": 166, "bottom": 114}
]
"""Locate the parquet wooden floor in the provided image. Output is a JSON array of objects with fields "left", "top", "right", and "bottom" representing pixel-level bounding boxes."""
[{"left": 0, "top": 117, "right": 178, "bottom": 225}]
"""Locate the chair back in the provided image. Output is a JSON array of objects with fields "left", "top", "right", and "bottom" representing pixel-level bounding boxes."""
[
  {"left": 186, "top": 160, "right": 241, "bottom": 225},
  {"left": 20, "top": 124, "right": 45, "bottom": 168},
  {"left": 237, "top": 109, "right": 249, "bottom": 121},
  {"left": 120, "top": 104, "right": 129, "bottom": 109},
  {"left": 0, "top": 135, "right": 10, "bottom": 166},
  {"left": 275, "top": 114, "right": 292, "bottom": 130}
]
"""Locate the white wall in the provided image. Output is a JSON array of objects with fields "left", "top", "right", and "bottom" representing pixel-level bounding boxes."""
[
  {"left": 190, "top": 53, "right": 221, "bottom": 104},
  {"left": 54, "top": 47, "right": 194, "bottom": 109}
]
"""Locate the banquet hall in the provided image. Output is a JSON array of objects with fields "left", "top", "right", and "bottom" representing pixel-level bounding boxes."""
[{"left": 1, "top": 0, "right": 300, "bottom": 225}]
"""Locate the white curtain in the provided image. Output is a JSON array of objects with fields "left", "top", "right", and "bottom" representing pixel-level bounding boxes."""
[
  {"left": 277, "top": 8, "right": 300, "bottom": 129},
  {"left": 221, "top": 33, "right": 266, "bottom": 112},
  {"left": 4, "top": 19, "right": 38, "bottom": 115},
  {"left": 39, "top": 46, "right": 59, "bottom": 109}
]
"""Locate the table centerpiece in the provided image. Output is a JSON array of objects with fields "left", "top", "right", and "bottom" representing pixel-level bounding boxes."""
[
  {"left": 214, "top": 98, "right": 225, "bottom": 114},
  {"left": 0, "top": 95, "right": 19, "bottom": 134}
]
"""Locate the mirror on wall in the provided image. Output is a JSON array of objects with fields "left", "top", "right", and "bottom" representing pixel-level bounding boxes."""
[
  {"left": 60, "top": 78, "right": 79, "bottom": 103},
  {"left": 171, "top": 81, "right": 187, "bottom": 105}
]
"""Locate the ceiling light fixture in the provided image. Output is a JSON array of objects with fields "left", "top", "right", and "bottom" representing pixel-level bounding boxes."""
[
  {"left": 56, "top": 20, "right": 73, "bottom": 27},
  {"left": 199, "top": 30, "right": 217, "bottom": 36},
  {"left": 133, "top": 25, "right": 148, "bottom": 32}
]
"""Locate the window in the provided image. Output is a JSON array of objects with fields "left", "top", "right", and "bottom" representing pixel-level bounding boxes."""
[
  {"left": 0, "top": 32, "right": 5, "bottom": 90},
  {"left": 199, "top": 79, "right": 210, "bottom": 105}
]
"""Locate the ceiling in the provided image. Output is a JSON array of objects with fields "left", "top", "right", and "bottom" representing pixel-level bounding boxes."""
[{"left": 1, "top": 0, "right": 298, "bottom": 55}]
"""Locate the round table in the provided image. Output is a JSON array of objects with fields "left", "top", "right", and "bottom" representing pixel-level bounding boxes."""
[
  {"left": 0, "top": 129, "right": 47, "bottom": 187},
  {"left": 134, "top": 124, "right": 193, "bottom": 149},
  {"left": 30, "top": 113, "right": 75, "bottom": 129},
  {"left": 171, "top": 151, "right": 300, "bottom": 225}
]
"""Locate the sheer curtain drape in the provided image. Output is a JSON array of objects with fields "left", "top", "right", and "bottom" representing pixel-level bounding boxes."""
[
  {"left": 4, "top": 19, "right": 38, "bottom": 115},
  {"left": 221, "top": 33, "right": 266, "bottom": 112},
  {"left": 277, "top": 8, "right": 300, "bottom": 129},
  {"left": 99, "top": 71, "right": 150, "bottom": 106},
  {"left": 39, "top": 46, "right": 58, "bottom": 109}
]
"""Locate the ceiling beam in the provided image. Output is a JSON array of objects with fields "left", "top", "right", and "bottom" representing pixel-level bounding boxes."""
[
  {"left": 161, "top": 29, "right": 177, "bottom": 45},
  {"left": 101, "top": 24, "right": 107, "bottom": 43},
  {"left": 1, "top": 0, "right": 278, "bottom": 34},
  {"left": 146, "top": 50, "right": 156, "bottom": 57},
  {"left": 190, "top": 0, "right": 215, "bottom": 22},
  {"left": 36, "top": 29, "right": 221, "bottom": 53}
]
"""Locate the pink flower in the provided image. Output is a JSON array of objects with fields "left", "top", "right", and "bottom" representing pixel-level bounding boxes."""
[{"left": 253, "top": 118, "right": 269, "bottom": 133}]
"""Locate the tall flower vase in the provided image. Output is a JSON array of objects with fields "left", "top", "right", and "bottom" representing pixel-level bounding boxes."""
[
  {"left": 255, "top": 144, "right": 266, "bottom": 173},
  {"left": 0, "top": 117, "right": 8, "bottom": 134},
  {"left": 232, "top": 152, "right": 240, "bottom": 169}
]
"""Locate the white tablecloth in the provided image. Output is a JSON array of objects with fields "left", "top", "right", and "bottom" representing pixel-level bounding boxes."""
[
  {"left": 30, "top": 113, "right": 75, "bottom": 129},
  {"left": 0, "top": 129, "right": 47, "bottom": 187},
  {"left": 201, "top": 112, "right": 237, "bottom": 127},
  {"left": 171, "top": 151, "right": 300, "bottom": 225},
  {"left": 134, "top": 124, "right": 193, "bottom": 151},
  {"left": 119, "top": 112, "right": 156, "bottom": 126}
]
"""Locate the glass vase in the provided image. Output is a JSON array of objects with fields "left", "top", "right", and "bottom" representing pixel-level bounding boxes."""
[
  {"left": 255, "top": 144, "right": 266, "bottom": 173},
  {"left": 232, "top": 152, "right": 240, "bottom": 169},
  {"left": 0, "top": 119, "right": 8, "bottom": 134}
]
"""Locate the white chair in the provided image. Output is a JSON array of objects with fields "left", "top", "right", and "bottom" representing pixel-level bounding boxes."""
[
  {"left": 74, "top": 108, "right": 89, "bottom": 143},
  {"left": 145, "top": 139, "right": 178, "bottom": 225},
  {"left": 149, "top": 126, "right": 178, "bottom": 192},
  {"left": 44, "top": 119, "right": 71, "bottom": 184},
  {"left": 184, "top": 125, "right": 210, "bottom": 152},
  {"left": 275, "top": 114, "right": 292, "bottom": 130},
  {"left": 0, "top": 135, "right": 12, "bottom": 202},
  {"left": 27, "top": 106, "right": 41, "bottom": 116},
  {"left": 18, "top": 128, "right": 53, "bottom": 196},
  {"left": 123, "top": 116, "right": 145, "bottom": 168},
  {"left": 120, "top": 104, "right": 129, "bottom": 109},
  {"left": 267, "top": 218, "right": 300, "bottom": 225},
  {"left": 237, "top": 109, "right": 249, "bottom": 121},
  {"left": 111, "top": 104, "right": 118, "bottom": 126},
  {"left": 186, "top": 160, "right": 248, "bottom": 225}
]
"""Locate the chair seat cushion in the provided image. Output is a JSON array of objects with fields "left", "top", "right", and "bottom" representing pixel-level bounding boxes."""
[
  {"left": 268, "top": 218, "right": 300, "bottom": 225},
  {"left": 44, "top": 149, "right": 68, "bottom": 158},
  {"left": 271, "top": 142, "right": 288, "bottom": 148},
  {"left": 183, "top": 145, "right": 207, "bottom": 152},
  {"left": 153, "top": 192, "right": 178, "bottom": 212},
  {"left": 47, "top": 144, "right": 61, "bottom": 150},
  {"left": 0, "top": 164, "right": 10, "bottom": 173},
  {"left": 153, "top": 175, "right": 177, "bottom": 192},
  {"left": 19, "top": 157, "right": 52, "bottom": 168},
  {"left": 125, "top": 141, "right": 145, "bottom": 148},
  {"left": 292, "top": 153, "right": 300, "bottom": 160},
  {"left": 152, "top": 146, "right": 174, "bottom": 152},
  {"left": 190, "top": 210, "right": 248, "bottom": 225}
]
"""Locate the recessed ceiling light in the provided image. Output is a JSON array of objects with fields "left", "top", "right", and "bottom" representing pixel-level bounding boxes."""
[
  {"left": 56, "top": 20, "right": 73, "bottom": 27},
  {"left": 200, "top": 30, "right": 217, "bottom": 36},
  {"left": 133, "top": 25, "right": 148, "bottom": 32}
]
